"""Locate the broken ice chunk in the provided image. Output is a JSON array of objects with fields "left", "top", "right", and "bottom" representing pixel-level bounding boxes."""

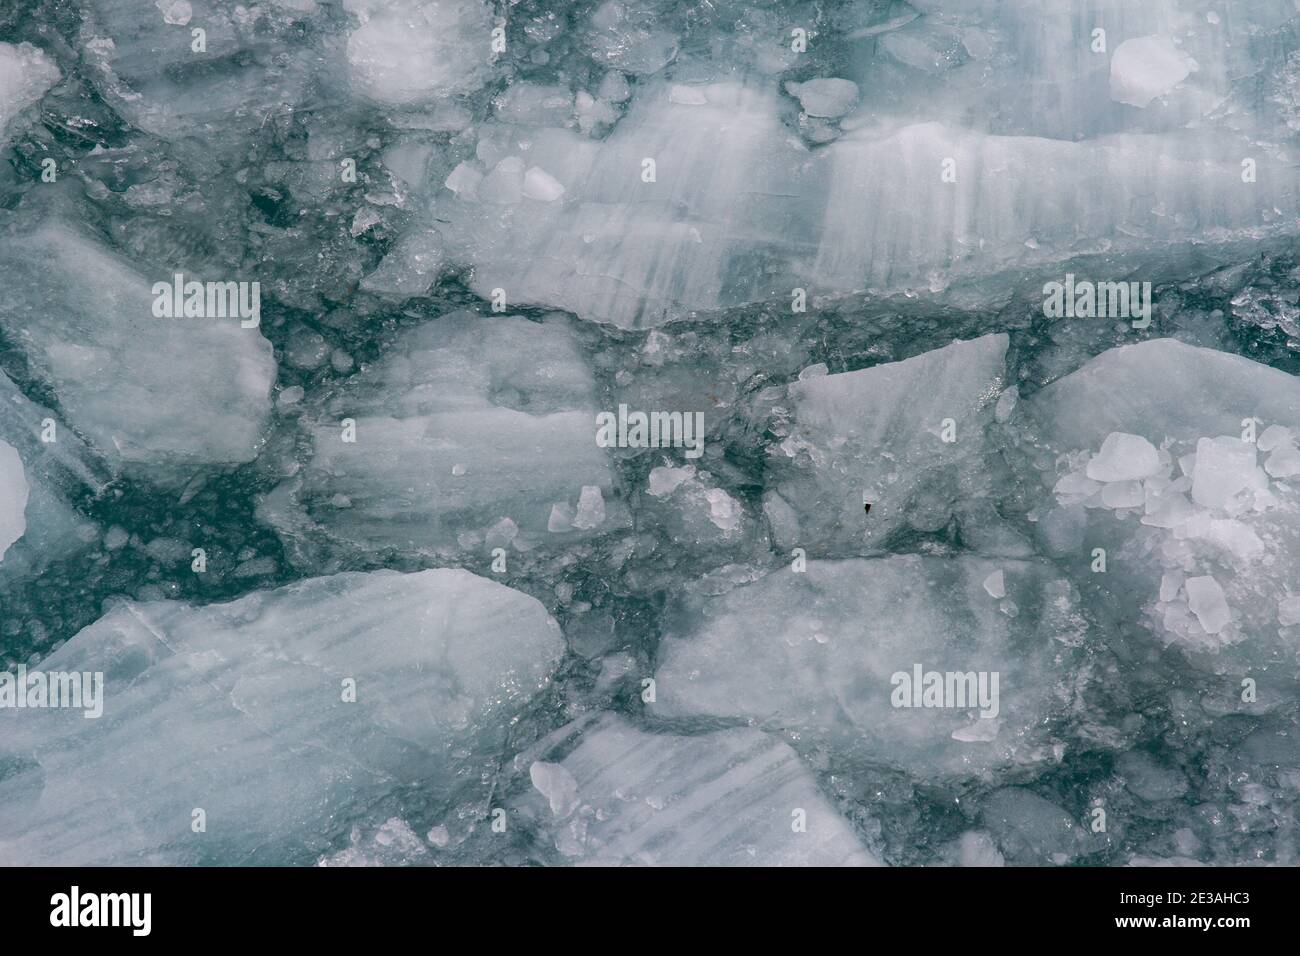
[
  {"left": 1264, "top": 442, "right": 1300, "bottom": 479},
  {"left": 0, "top": 569, "right": 564, "bottom": 865},
  {"left": 0, "top": 219, "right": 275, "bottom": 485},
  {"left": 1086, "top": 433, "right": 1161, "bottom": 482},
  {"left": 521, "top": 714, "right": 880, "bottom": 866},
  {"left": 785, "top": 78, "right": 860, "bottom": 118},
  {"left": 1110, "top": 36, "right": 1197, "bottom": 109},
  {"left": 523, "top": 166, "right": 566, "bottom": 202},
  {"left": 1191, "top": 437, "right": 1258, "bottom": 510},
  {"left": 1029, "top": 339, "right": 1300, "bottom": 454},
  {"left": 1278, "top": 596, "right": 1300, "bottom": 627},
  {"left": 529, "top": 761, "right": 580, "bottom": 818},
  {"left": 982, "top": 569, "right": 1005, "bottom": 599},
  {"left": 1185, "top": 575, "right": 1230, "bottom": 635},
  {"left": 572, "top": 485, "right": 606, "bottom": 530}
]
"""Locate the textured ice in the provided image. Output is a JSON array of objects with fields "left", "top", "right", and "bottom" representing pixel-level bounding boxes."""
[
  {"left": 261, "top": 312, "right": 615, "bottom": 566},
  {"left": 763, "top": 334, "right": 1007, "bottom": 555},
  {"left": 0, "top": 569, "right": 563, "bottom": 865},
  {"left": 4, "top": 0, "right": 1300, "bottom": 870},
  {"left": 430, "top": 76, "right": 1300, "bottom": 328},
  {"left": 1029, "top": 339, "right": 1300, "bottom": 672},
  {"left": 518, "top": 714, "right": 880, "bottom": 866},
  {"left": 654, "top": 555, "right": 1088, "bottom": 778},
  {"left": 0, "top": 218, "right": 275, "bottom": 484}
]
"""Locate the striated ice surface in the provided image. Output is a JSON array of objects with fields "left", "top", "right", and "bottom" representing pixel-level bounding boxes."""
[
  {"left": 516, "top": 714, "right": 880, "bottom": 866},
  {"left": 0, "top": 569, "right": 563, "bottom": 865},
  {"left": 428, "top": 71, "right": 1300, "bottom": 328}
]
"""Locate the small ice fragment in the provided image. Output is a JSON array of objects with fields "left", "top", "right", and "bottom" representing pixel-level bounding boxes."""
[
  {"left": 548, "top": 503, "right": 573, "bottom": 533},
  {"left": 1185, "top": 575, "right": 1230, "bottom": 635},
  {"left": 523, "top": 166, "right": 566, "bottom": 202},
  {"left": 1086, "top": 432, "right": 1161, "bottom": 482},
  {"left": 1257, "top": 425, "right": 1291, "bottom": 452},
  {"left": 1054, "top": 471, "right": 1101, "bottom": 497},
  {"left": 784, "top": 78, "right": 860, "bottom": 118},
  {"left": 648, "top": 465, "right": 693, "bottom": 497},
  {"left": 982, "top": 569, "right": 1006, "bottom": 599},
  {"left": 529, "top": 761, "right": 580, "bottom": 817},
  {"left": 0, "top": 439, "right": 29, "bottom": 560},
  {"left": 705, "top": 488, "right": 742, "bottom": 532},
  {"left": 1264, "top": 443, "right": 1300, "bottom": 478},
  {"left": 444, "top": 161, "right": 483, "bottom": 199},
  {"left": 572, "top": 485, "right": 606, "bottom": 529},
  {"left": 1109, "top": 36, "right": 1197, "bottom": 108},
  {"left": 1191, "top": 437, "right": 1257, "bottom": 509}
]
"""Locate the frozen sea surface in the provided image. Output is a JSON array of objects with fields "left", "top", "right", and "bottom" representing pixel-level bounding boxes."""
[{"left": 0, "top": 0, "right": 1297, "bottom": 867}]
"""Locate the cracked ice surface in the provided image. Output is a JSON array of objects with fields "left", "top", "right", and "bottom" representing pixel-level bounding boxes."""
[{"left": 2, "top": 0, "right": 1300, "bottom": 869}]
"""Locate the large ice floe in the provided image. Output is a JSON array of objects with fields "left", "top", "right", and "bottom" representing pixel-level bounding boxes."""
[{"left": 0, "top": 569, "right": 563, "bottom": 865}]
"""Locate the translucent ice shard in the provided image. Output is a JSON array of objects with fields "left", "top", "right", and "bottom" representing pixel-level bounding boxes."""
[
  {"left": 438, "top": 78, "right": 815, "bottom": 329},
  {"left": 763, "top": 334, "right": 1007, "bottom": 556},
  {"left": 653, "top": 555, "right": 1087, "bottom": 779},
  {"left": 0, "top": 569, "right": 564, "bottom": 865},
  {"left": 518, "top": 714, "right": 880, "bottom": 866}
]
